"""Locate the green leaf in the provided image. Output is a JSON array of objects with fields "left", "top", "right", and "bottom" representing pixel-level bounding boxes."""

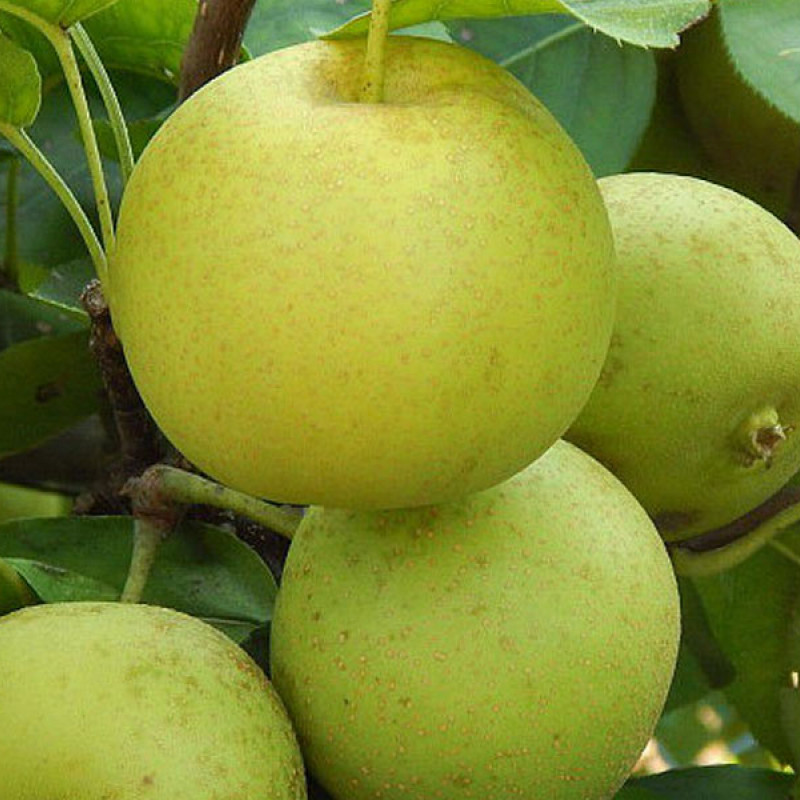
[
  {"left": 0, "top": 0, "right": 119, "bottom": 27},
  {"left": 7, "top": 557, "right": 118, "bottom": 600},
  {"left": 245, "top": 0, "right": 371, "bottom": 54},
  {"left": 0, "top": 515, "right": 278, "bottom": 640},
  {"left": 631, "top": 765, "right": 794, "bottom": 798},
  {"left": 83, "top": 0, "right": 198, "bottom": 84},
  {"left": 450, "top": 15, "right": 655, "bottom": 176},
  {"left": 0, "top": 70, "right": 175, "bottom": 271},
  {"left": 0, "top": 555, "right": 34, "bottom": 613},
  {"left": 327, "top": 0, "right": 711, "bottom": 48},
  {"left": 30, "top": 257, "right": 94, "bottom": 316},
  {"left": 0, "top": 33, "right": 40, "bottom": 127},
  {"left": 93, "top": 113, "right": 166, "bottom": 163},
  {"left": 0, "top": 330, "right": 102, "bottom": 457},
  {"left": 719, "top": 0, "right": 800, "bottom": 125},
  {"left": 692, "top": 528, "right": 800, "bottom": 765},
  {"left": 0, "top": 289, "right": 86, "bottom": 351}
]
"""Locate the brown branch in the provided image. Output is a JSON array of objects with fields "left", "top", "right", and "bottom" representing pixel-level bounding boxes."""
[
  {"left": 178, "top": 0, "right": 257, "bottom": 102},
  {"left": 76, "top": 280, "right": 165, "bottom": 513}
]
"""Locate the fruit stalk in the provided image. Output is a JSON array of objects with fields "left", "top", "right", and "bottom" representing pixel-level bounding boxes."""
[
  {"left": 146, "top": 465, "right": 301, "bottom": 540},
  {"left": 70, "top": 23, "right": 135, "bottom": 186},
  {"left": 48, "top": 27, "right": 116, "bottom": 263},
  {"left": 358, "top": 0, "right": 393, "bottom": 103},
  {"left": 119, "top": 517, "right": 164, "bottom": 603}
]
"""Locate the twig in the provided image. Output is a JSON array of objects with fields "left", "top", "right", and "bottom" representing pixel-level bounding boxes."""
[{"left": 178, "top": 0, "right": 256, "bottom": 102}]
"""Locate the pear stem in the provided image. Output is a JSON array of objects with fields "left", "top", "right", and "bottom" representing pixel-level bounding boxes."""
[
  {"left": 358, "top": 0, "right": 393, "bottom": 103},
  {"left": 142, "top": 465, "right": 301, "bottom": 541},
  {"left": 70, "top": 22, "right": 135, "bottom": 186},
  {"left": 120, "top": 518, "right": 165, "bottom": 603}
]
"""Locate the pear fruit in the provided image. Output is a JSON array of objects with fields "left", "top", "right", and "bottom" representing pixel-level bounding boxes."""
[
  {"left": 109, "top": 35, "right": 616, "bottom": 510},
  {"left": 269, "top": 439, "right": 680, "bottom": 800},
  {"left": 566, "top": 172, "right": 800, "bottom": 541},
  {"left": 0, "top": 601, "right": 306, "bottom": 800},
  {"left": 674, "top": 8, "right": 800, "bottom": 220}
]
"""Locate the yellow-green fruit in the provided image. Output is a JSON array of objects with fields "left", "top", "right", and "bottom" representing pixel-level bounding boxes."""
[
  {"left": 566, "top": 172, "right": 800, "bottom": 541},
  {"left": 270, "top": 440, "right": 679, "bottom": 800},
  {"left": 675, "top": 9, "right": 800, "bottom": 219},
  {"left": 0, "top": 602, "right": 306, "bottom": 800},
  {"left": 109, "top": 36, "right": 616, "bottom": 510}
]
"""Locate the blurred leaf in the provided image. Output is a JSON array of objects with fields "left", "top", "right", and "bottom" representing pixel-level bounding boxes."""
[
  {"left": 0, "top": 415, "right": 108, "bottom": 494},
  {"left": 0, "top": 33, "right": 41, "bottom": 127},
  {"left": 631, "top": 765, "right": 793, "bottom": 798},
  {"left": 720, "top": 0, "right": 800, "bottom": 126},
  {"left": 93, "top": 112, "right": 166, "bottom": 163},
  {"left": 614, "top": 785, "right": 661, "bottom": 800},
  {"left": 450, "top": 15, "right": 655, "bottom": 175},
  {"left": 0, "top": 289, "right": 86, "bottom": 351},
  {"left": 0, "top": 515, "right": 278, "bottom": 640},
  {"left": 0, "top": 330, "right": 102, "bottom": 457},
  {"left": 0, "top": 0, "right": 119, "bottom": 27},
  {"left": 0, "top": 70, "right": 175, "bottom": 272},
  {"left": 83, "top": 0, "right": 198, "bottom": 83},
  {"left": 0, "top": 479, "right": 71, "bottom": 521},
  {"left": 692, "top": 528, "right": 800, "bottom": 765},
  {"left": 328, "top": 0, "right": 710, "bottom": 48},
  {"left": 627, "top": 51, "right": 719, "bottom": 177},
  {"left": 30, "top": 258, "right": 94, "bottom": 316},
  {"left": 245, "top": 0, "right": 371, "bottom": 54}
]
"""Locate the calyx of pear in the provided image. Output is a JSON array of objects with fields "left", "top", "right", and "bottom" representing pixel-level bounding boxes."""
[
  {"left": 566, "top": 172, "right": 800, "bottom": 542},
  {"left": 270, "top": 439, "right": 680, "bottom": 800},
  {"left": 109, "top": 35, "right": 616, "bottom": 510},
  {"left": 0, "top": 601, "right": 306, "bottom": 799}
]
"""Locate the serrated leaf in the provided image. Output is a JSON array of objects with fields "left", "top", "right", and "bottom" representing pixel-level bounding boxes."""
[
  {"left": 328, "top": 0, "right": 711, "bottom": 48},
  {"left": 0, "top": 0, "right": 119, "bottom": 27},
  {"left": 83, "top": 0, "right": 198, "bottom": 84},
  {"left": 0, "top": 515, "right": 278, "bottom": 640},
  {"left": 631, "top": 765, "right": 793, "bottom": 798},
  {"left": 720, "top": 0, "right": 800, "bottom": 125},
  {"left": 450, "top": 15, "right": 655, "bottom": 175},
  {"left": 0, "top": 33, "right": 40, "bottom": 127},
  {"left": 0, "top": 330, "right": 102, "bottom": 457},
  {"left": 691, "top": 528, "right": 800, "bottom": 765}
]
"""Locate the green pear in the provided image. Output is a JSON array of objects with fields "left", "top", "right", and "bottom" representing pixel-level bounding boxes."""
[
  {"left": 674, "top": 8, "right": 800, "bottom": 220},
  {"left": 566, "top": 172, "right": 800, "bottom": 541},
  {"left": 269, "top": 439, "right": 680, "bottom": 800},
  {"left": 109, "top": 35, "right": 616, "bottom": 510},
  {"left": 0, "top": 601, "right": 306, "bottom": 800}
]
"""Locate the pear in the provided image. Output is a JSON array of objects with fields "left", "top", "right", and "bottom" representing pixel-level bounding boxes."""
[
  {"left": 674, "top": 8, "right": 800, "bottom": 220},
  {"left": 269, "top": 439, "right": 679, "bottom": 800},
  {"left": 566, "top": 172, "right": 800, "bottom": 541},
  {"left": 0, "top": 601, "right": 306, "bottom": 800},
  {"left": 109, "top": 35, "right": 616, "bottom": 510}
]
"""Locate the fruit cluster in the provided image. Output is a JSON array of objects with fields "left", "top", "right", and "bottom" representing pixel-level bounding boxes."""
[{"left": 3, "top": 27, "right": 800, "bottom": 800}]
